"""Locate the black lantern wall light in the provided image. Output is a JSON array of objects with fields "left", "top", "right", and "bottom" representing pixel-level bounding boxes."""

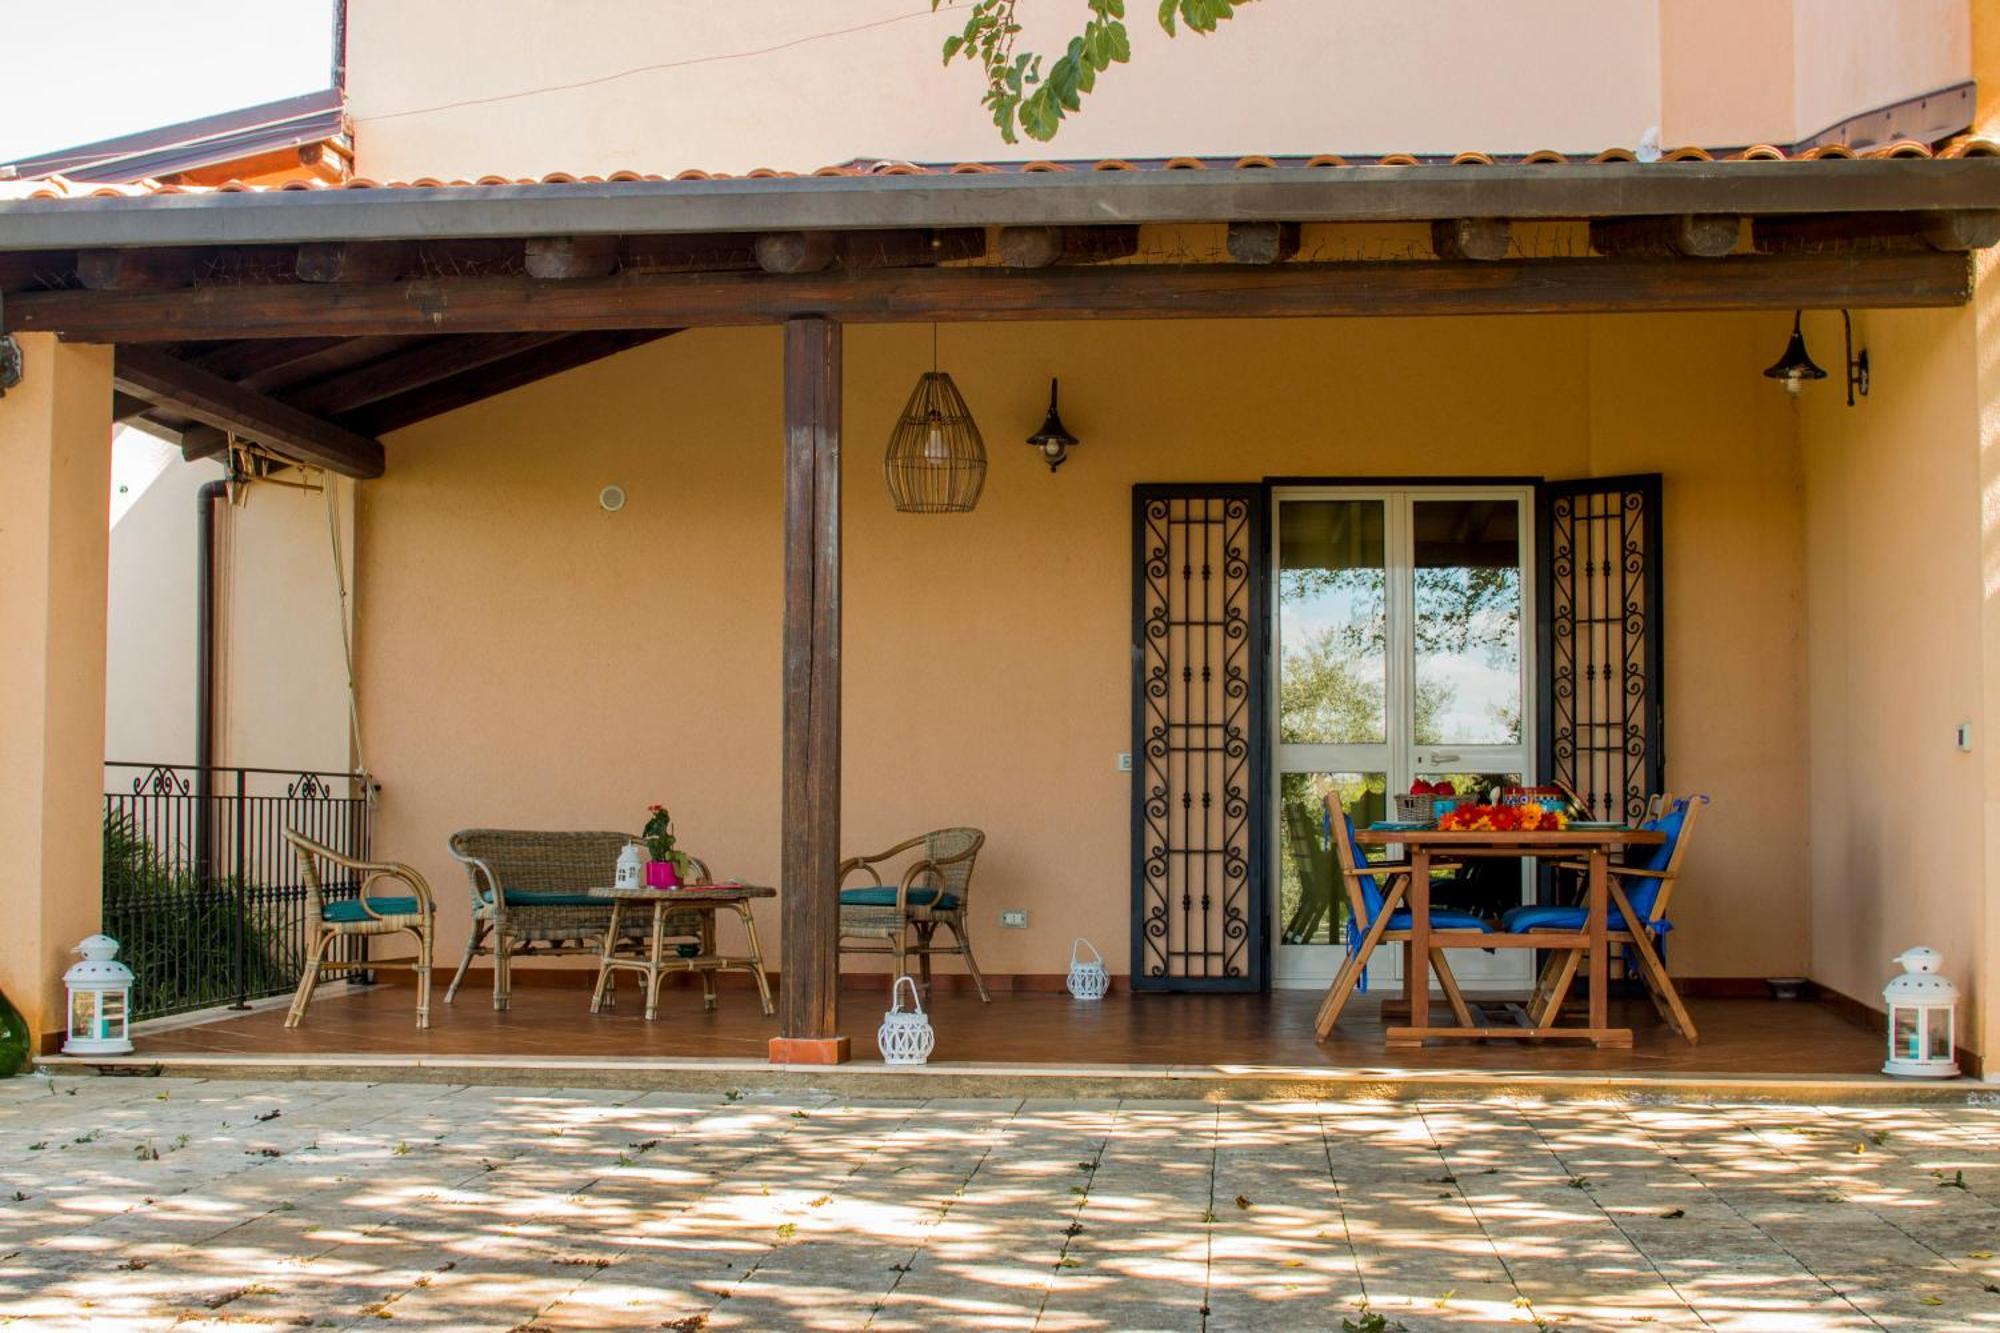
[
  {"left": 1764, "top": 309, "right": 1869, "bottom": 406},
  {"left": 1026, "top": 378, "right": 1080, "bottom": 471}
]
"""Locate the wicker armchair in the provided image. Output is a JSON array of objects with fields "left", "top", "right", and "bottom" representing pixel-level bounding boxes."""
[
  {"left": 284, "top": 829, "right": 436, "bottom": 1029},
  {"left": 836, "top": 827, "right": 989, "bottom": 1002},
  {"left": 445, "top": 828, "right": 710, "bottom": 1011}
]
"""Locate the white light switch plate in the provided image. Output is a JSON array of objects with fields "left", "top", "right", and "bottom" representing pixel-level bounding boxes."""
[{"left": 1116, "top": 752, "right": 1133, "bottom": 772}]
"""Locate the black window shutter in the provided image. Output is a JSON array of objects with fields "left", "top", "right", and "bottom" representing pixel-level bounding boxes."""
[
  {"left": 1537, "top": 475, "right": 1665, "bottom": 823},
  {"left": 1131, "top": 484, "right": 1269, "bottom": 992}
]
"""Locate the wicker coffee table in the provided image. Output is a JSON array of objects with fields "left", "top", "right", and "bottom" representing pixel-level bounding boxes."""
[{"left": 587, "top": 884, "right": 776, "bottom": 1020}]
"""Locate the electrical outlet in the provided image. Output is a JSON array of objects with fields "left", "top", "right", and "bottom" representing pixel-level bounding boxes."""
[
  {"left": 1958, "top": 722, "right": 1975, "bottom": 752},
  {"left": 1000, "top": 909, "right": 1029, "bottom": 929},
  {"left": 1115, "top": 752, "right": 1133, "bottom": 772}
]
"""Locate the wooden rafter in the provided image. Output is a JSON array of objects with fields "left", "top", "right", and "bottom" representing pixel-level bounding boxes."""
[
  {"left": 337, "top": 330, "right": 675, "bottom": 435},
  {"left": 284, "top": 332, "right": 567, "bottom": 415},
  {"left": 112, "top": 346, "right": 386, "bottom": 478},
  {"left": 16, "top": 252, "right": 1968, "bottom": 342}
]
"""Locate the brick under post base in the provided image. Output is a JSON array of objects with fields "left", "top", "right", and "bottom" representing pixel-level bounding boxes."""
[{"left": 769, "top": 1036, "right": 851, "bottom": 1065}]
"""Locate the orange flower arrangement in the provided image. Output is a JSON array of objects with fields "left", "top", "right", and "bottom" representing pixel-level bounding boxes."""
[{"left": 1436, "top": 801, "right": 1568, "bottom": 833}]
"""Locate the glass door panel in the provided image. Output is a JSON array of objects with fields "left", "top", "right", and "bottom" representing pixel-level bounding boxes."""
[
  {"left": 1276, "top": 771, "right": 1385, "bottom": 949},
  {"left": 1413, "top": 499, "right": 1523, "bottom": 748},
  {"left": 1278, "top": 500, "right": 1387, "bottom": 747},
  {"left": 1273, "top": 488, "right": 1534, "bottom": 988}
]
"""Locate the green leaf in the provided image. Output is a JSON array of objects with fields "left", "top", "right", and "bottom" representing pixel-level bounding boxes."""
[
  {"left": 1107, "top": 22, "right": 1132, "bottom": 61},
  {"left": 942, "top": 34, "right": 964, "bottom": 63},
  {"left": 1159, "top": 0, "right": 1178, "bottom": 34}
]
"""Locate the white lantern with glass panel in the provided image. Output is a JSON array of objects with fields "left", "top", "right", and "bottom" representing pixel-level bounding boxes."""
[
  {"left": 63, "top": 935, "right": 135, "bottom": 1055},
  {"left": 1882, "top": 946, "right": 1957, "bottom": 1078}
]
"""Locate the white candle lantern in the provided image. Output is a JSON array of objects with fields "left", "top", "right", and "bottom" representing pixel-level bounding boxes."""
[
  {"left": 1882, "top": 946, "right": 1958, "bottom": 1078},
  {"left": 877, "top": 975, "right": 935, "bottom": 1066},
  {"left": 63, "top": 935, "right": 135, "bottom": 1056},
  {"left": 1066, "top": 938, "right": 1109, "bottom": 1001}
]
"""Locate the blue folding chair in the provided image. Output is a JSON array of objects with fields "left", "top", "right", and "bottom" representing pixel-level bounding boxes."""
[
  {"left": 1501, "top": 794, "right": 1708, "bottom": 1042},
  {"left": 1313, "top": 795, "right": 1494, "bottom": 1039}
]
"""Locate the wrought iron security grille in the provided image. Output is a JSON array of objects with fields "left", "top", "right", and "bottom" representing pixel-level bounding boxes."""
[
  {"left": 103, "top": 763, "right": 373, "bottom": 1020},
  {"left": 1131, "top": 486, "right": 1267, "bottom": 991},
  {"left": 1538, "top": 477, "right": 1664, "bottom": 824}
]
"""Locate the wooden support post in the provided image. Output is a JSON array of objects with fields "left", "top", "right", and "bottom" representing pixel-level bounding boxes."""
[{"left": 771, "top": 315, "right": 847, "bottom": 1065}]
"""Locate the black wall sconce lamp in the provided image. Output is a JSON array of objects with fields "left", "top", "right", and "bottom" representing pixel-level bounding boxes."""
[
  {"left": 1027, "top": 378, "right": 1079, "bottom": 471},
  {"left": 1764, "top": 309, "right": 1868, "bottom": 406}
]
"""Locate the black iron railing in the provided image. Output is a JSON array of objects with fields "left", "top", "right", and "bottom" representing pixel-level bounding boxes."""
[{"left": 103, "top": 762, "right": 373, "bottom": 1021}]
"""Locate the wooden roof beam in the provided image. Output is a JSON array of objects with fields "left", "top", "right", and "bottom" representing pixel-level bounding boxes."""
[
  {"left": 13, "top": 253, "right": 1968, "bottom": 342},
  {"left": 617, "top": 232, "right": 760, "bottom": 274},
  {"left": 995, "top": 225, "right": 1140, "bottom": 267},
  {"left": 284, "top": 332, "right": 568, "bottom": 414},
  {"left": 296, "top": 241, "right": 416, "bottom": 283},
  {"left": 525, "top": 235, "right": 620, "bottom": 280},
  {"left": 1590, "top": 215, "right": 1742, "bottom": 258},
  {"left": 0, "top": 250, "right": 74, "bottom": 291},
  {"left": 339, "top": 329, "right": 676, "bottom": 435},
  {"left": 1226, "top": 222, "right": 1300, "bottom": 264},
  {"left": 78, "top": 247, "right": 214, "bottom": 290},
  {"left": 113, "top": 346, "right": 385, "bottom": 478},
  {"left": 1431, "top": 219, "right": 1513, "bottom": 262},
  {"left": 1754, "top": 209, "right": 2000, "bottom": 253}
]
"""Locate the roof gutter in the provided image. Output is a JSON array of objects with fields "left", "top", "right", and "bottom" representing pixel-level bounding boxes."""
[{"left": 2, "top": 159, "right": 1998, "bottom": 253}]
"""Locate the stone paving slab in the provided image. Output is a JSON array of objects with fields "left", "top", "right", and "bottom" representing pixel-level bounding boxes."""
[{"left": 3, "top": 1076, "right": 2000, "bottom": 1329}]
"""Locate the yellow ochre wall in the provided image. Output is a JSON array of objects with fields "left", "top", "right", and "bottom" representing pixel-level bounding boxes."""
[
  {"left": 0, "top": 336, "right": 112, "bottom": 1043},
  {"left": 355, "top": 312, "right": 1809, "bottom": 987},
  {"left": 1801, "top": 307, "right": 1987, "bottom": 1056}
]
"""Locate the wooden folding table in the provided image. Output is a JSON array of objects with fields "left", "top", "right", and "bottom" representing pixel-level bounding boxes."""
[{"left": 1350, "top": 827, "right": 1664, "bottom": 1048}]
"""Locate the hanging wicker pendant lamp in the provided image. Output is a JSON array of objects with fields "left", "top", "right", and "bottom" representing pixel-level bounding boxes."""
[{"left": 885, "top": 349, "right": 986, "bottom": 513}]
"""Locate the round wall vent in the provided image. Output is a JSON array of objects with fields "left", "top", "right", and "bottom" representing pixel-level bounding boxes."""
[{"left": 599, "top": 484, "right": 627, "bottom": 513}]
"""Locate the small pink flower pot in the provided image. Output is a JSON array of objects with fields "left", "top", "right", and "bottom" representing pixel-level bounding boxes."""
[{"left": 644, "top": 859, "right": 680, "bottom": 889}]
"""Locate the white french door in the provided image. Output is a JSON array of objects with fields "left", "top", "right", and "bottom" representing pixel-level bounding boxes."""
[{"left": 1270, "top": 486, "right": 1535, "bottom": 989}]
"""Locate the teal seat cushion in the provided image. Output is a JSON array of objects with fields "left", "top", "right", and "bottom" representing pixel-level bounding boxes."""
[
  {"left": 324, "top": 896, "right": 422, "bottom": 923},
  {"left": 839, "top": 886, "right": 960, "bottom": 911},
  {"left": 1502, "top": 903, "right": 1665, "bottom": 934},
  {"left": 1385, "top": 908, "right": 1492, "bottom": 932},
  {"left": 489, "top": 889, "right": 606, "bottom": 908}
]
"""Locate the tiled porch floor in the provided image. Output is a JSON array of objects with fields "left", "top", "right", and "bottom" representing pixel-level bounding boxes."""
[
  {"left": 6, "top": 1075, "right": 2000, "bottom": 1329},
  {"left": 130, "top": 978, "right": 1888, "bottom": 1077}
]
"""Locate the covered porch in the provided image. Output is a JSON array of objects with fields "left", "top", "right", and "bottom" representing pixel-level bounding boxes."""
[{"left": 5, "top": 144, "right": 2000, "bottom": 1081}]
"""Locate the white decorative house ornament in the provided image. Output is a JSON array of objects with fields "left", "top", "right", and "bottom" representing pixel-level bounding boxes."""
[
  {"left": 1067, "top": 938, "right": 1109, "bottom": 1001},
  {"left": 614, "top": 842, "right": 646, "bottom": 891},
  {"left": 63, "top": 935, "right": 135, "bottom": 1056},
  {"left": 1883, "top": 946, "right": 1958, "bottom": 1078},
  {"left": 877, "top": 975, "right": 935, "bottom": 1066}
]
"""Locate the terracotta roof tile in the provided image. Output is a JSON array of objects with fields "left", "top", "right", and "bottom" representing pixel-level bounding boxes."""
[{"left": 6, "top": 136, "right": 1995, "bottom": 201}]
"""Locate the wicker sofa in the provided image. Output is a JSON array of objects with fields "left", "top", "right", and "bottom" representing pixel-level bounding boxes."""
[{"left": 445, "top": 828, "right": 709, "bottom": 1010}]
